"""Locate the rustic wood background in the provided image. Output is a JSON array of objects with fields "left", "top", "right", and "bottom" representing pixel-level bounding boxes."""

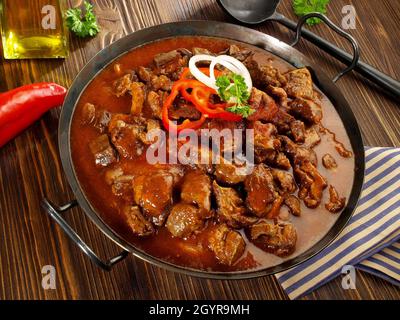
[{"left": 0, "top": 0, "right": 399, "bottom": 300}]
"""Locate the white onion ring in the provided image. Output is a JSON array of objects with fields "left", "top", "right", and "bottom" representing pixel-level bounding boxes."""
[
  {"left": 188, "top": 54, "right": 252, "bottom": 93},
  {"left": 188, "top": 54, "right": 216, "bottom": 89},
  {"left": 209, "top": 56, "right": 241, "bottom": 82}
]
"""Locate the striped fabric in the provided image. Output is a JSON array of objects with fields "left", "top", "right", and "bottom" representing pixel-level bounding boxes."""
[
  {"left": 275, "top": 147, "right": 400, "bottom": 299},
  {"left": 357, "top": 241, "right": 400, "bottom": 286}
]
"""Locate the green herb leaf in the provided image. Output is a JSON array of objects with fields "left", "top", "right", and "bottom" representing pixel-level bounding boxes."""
[
  {"left": 216, "top": 74, "right": 254, "bottom": 118},
  {"left": 65, "top": 1, "right": 100, "bottom": 38},
  {"left": 226, "top": 104, "right": 255, "bottom": 118},
  {"left": 292, "top": 0, "right": 330, "bottom": 26}
]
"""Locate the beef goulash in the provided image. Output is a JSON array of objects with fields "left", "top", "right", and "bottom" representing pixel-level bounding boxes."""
[{"left": 71, "top": 37, "right": 355, "bottom": 272}]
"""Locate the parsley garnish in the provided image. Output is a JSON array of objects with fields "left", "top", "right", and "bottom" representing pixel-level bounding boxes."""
[
  {"left": 215, "top": 74, "right": 254, "bottom": 118},
  {"left": 65, "top": 1, "right": 100, "bottom": 38},
  {"left": 292, "top": 0, "right": 330, "bottom": 26}
]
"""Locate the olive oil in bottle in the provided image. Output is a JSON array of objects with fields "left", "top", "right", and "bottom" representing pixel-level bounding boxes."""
[{"left": 0, "top": 0, "right": 68, "bottom": 59}]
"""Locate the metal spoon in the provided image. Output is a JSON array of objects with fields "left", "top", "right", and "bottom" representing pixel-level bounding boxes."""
[{"left": 218, "top": 0, "right": 400, "bottom": 98}]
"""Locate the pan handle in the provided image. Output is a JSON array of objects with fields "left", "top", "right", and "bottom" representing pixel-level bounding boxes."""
[
  {"left": 290, "top": 12, "right": 360, "bottom": 83},
  {"left": 41, "top": 198, "right": 129, "bottom": 271}
]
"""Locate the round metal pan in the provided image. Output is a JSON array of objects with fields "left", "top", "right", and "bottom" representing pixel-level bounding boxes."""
[{"left": 54, "top": 21, "right": 365, "bottom": 279}]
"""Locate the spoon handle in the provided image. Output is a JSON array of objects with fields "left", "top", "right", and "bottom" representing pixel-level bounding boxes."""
[{"left": 273, "top": 13, "right": 400, "bottom": 99}]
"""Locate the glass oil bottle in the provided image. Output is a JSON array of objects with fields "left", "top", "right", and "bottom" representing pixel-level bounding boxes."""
[{"left": 0, "top": 0, "right": 68, "bottom": 59}]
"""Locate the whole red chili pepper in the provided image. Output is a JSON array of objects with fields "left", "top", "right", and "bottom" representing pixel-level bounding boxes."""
[{"left": 0, "top": 83, "right": 67, "bottom": 147}]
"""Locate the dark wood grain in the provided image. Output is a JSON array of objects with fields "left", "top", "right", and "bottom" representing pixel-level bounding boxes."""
[{"left": 0, "top": 0, "right": 399, "bottom": 300}]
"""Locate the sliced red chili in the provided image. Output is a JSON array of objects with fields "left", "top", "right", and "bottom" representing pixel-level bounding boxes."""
[
  {"left": 162, "top": 74, "right": 243, "bottom": 133},
  {"left": 162, "top": 81, "right": 206, "bottom": 133},
  {"left": 190, "top": 87, "right": 242, "bottom": 121}
]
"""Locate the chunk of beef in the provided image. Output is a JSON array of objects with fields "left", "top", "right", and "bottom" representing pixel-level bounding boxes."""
[
  {"left": 246, "top": 58, "right": 287, "bottom": 89},
  {"left": 113, "top": 73, "right": 132, "bottom": 97},
  {"left": 177, "top": 48, "right": 192, "bottom": 57},
  {"left": 166, "top": 203, "right": 204, "bottom": 238},
  {"left": 249, "top": 121, "right": 281, "bottom": 164},
  {"left": 258, "top": 65, "right": 288, "bottom": 88},
  {"left": 110, "top": 121, "right": 145, "bottom": 158},
  {"left": 244, "top": 164, "right": 280, "bottom": 218},
  {"left": 181, "top": 170, "right": 211, "bottom": 216},
  {"left": 322, "top": 153, "right": 338, "bottom": 169},
  {"left": 290, "top": 120, "right": 306, "bottom": 143},
  {"left": 150, "top": 74, "right": 172, "bottom": 91},
  {"left": 294, "top": 161, "right": 327, "bottom": 208},
  {"left": 280, "top": 135, "right": 317, "bottom": 166},
  {"left": 247, "top": 88, "right": 279, "bottom": 122},
  {"left": 272, "top": 169, "right": 297, "bottom": 194},
  {"left": 269, "top": 109, "right": 307, "bottom": 142},
  {"left": 273, "top": 152, "right": 291, "bottom": 170},
  {"left": 268, "top": 196, "right": 284, "bottom": 219},
  {"left": 137, "top": 66, "right": 152, "bottom": 82},
  {"left": 108, "top": 112, "right": 132, "bottom": 131},
  {"left": 170, "top": 60, "right": 190, "bottom": 81},
  {"left": 153, "top": 49, "right": 191, "bottom": 78},
  {"left": 208, "top": 224, "right": 245, "bottom": 266},
  {"left": 200, "top": 118, "right": 245, "bottom": 156},
  {"left": 133, "top": 171, "right": 174, "bottom": 226},
  {"left": 246, "top": 220, "right": 297, "bottom": 257},
  {"left": 243, "top": 55, "right": 261, "bottom": 81},
  {"left": 175, "top": 139, "right": 216, "bottom": 174},
  {"left": 269, "top": 109, "right": 296, "bottom": 134},
  {"left": 193, "top": 47, "right": 213, "bottom": 56},
  {"left": 164, "top": 165, "right": 186, "bottom": 185},
  {"left": 130, "top": 82, "right": 146, "bottom": 115},
  {"left": 153, "top": 50, "right": 181, "bottom": 67},
  {"left": 201, "top": 118, "right": 245, "bottom": 132},
  {"left": 88, "top": 134, "right": 117, "bottom": 167},
  {"left": 214, "top": 160, "right": 249, "bottom": 185},
  {"left": 289, "top": 98, "right": 322, "bottom": 124},
  {"left": 267, "top": 85, "right": 288, "bottom": 108},
  {"left": 284, "top": 195, "right": 301, "bottom": 216},
  {"left": 303, "top": 127, "right": 321, "bottom": 149},
  {"left": 169, "top": 99, "right": 202, "bottom": 120},
  {"left": 108, "top": 114, "right": 160, "bottom": 159},
  {"left": 285, "top": 68, "right": 314, "bottom": 99},
  {"left": 213, "top": 181, "right": 257, "bottom": 228},
  {"left": 226, "top": 44, "right": 252, "bottom": 62},
  {"left": 81, "top": 103, "right": 111, "bottom": 133},
  {"left": 143, "top": 118, "right": 161, "bottom": 138},
  {"left": 146, "top": 91, "right": 162, "bottom": 119},
  {"left": 138, "top": 66, "right": 171, "bottom": 90},
  {"left": 194, "top": 144, "right": 217, "bottom": 175},
  {"left": 123, "top": 206, "right": 154, "bottom": 236},
  {"left": 82, "top": 102, "right": 96, "bottom": 123},
  {"left": 325, "top": 185, "right": 346, "bottom": 213},
  {"left": 105, "top": 168, "right": 134, "bottom": 202}
]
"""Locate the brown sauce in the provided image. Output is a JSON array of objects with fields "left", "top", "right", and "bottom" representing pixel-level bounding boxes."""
[
  {"left": 319, "top": 124, "right": 353, "bottom": 158},
  {"left": 70, "top": 36, "right": 355, "bottom": 272}
]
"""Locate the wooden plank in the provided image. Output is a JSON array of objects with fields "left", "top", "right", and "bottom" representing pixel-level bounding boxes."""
[{"left": 0, "top": 0, "right": 399, "bottom": 300}]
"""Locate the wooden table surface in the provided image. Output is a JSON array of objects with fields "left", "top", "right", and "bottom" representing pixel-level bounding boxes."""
[{"left": 0, "top": 0, "right": 399, "bottom": 300}]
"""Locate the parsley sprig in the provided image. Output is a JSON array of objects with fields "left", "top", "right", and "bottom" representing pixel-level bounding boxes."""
[
  {"left": 215, "top": 74, "right": 254, "bottom": 118},
  {"left": 65, "top": 1, "right": 100, "bottom": 38},
  {"left": 292, "top": 0, "right": 330, "bottom": 26}
]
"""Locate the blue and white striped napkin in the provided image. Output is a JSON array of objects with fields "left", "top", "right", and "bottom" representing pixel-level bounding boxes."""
[
  {"left": 357, "top": 241, "right": 400, "bottom": 287},
  {"left": 275, "top": 147, "right": 400, "bottom": 299}
]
